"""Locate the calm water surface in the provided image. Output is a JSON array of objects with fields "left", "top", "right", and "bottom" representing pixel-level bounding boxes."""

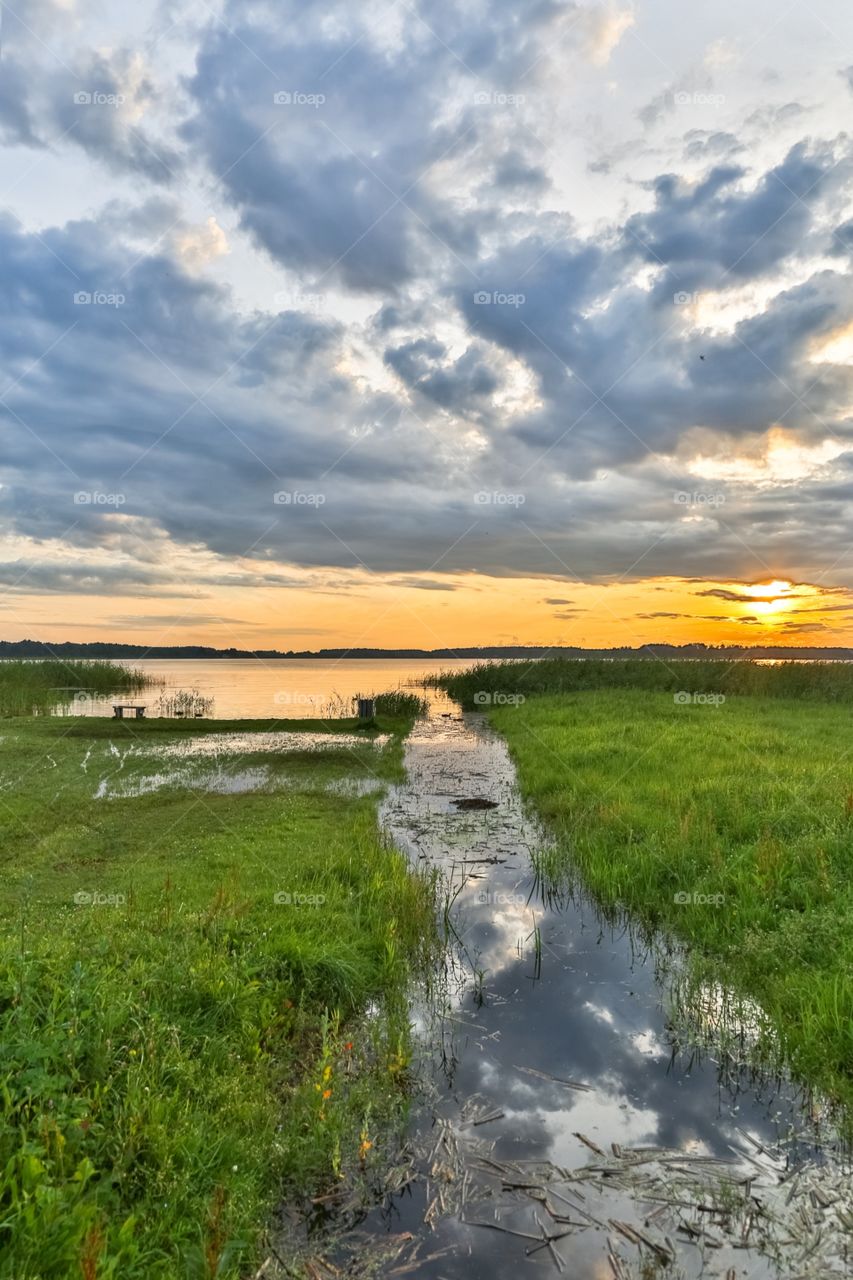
[{"left": 55, "top": 657, "right": 477, "bottom": 717}]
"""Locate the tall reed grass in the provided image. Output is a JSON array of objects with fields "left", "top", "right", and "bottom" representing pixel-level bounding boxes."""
[
  {"left": 0, "top": 659, "right": 148, "bottom": 717},
  {"left": 436, "top": 657, "right": 853, "bottom": 707}
]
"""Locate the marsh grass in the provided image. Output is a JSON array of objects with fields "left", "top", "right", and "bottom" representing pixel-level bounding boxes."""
[
  {"left": 155, "top": 687, "right": 214, "bottom": 718},
  {"left": 0, "top": 706, "right": 436, "bottom": 1277},
  {"left": 0, "top": 659, "right": 147, "bottom": 717},
  {"left": 436, "top": 655, "right": 853, "bottom": 705},
  {"left": 372, "top": 690, "right": 429, "bottom": 719},
  {"left": 473, "top": 684, "right": 853, "bottom": 1129}
]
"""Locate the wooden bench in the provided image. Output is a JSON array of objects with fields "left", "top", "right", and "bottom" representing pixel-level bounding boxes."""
[{"left": 112, "top": 704, "right": 147, "bottom": 719}]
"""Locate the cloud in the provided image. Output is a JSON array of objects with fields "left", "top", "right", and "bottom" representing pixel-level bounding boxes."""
[
  {"left": 107, "top": 613, "right": 249, "bottom": 627},
  {"left": 50, "top": 50, "right": 181, "bottom": 184},
  {"left": 1, "top": 0, "right": 853, "bottom": 613},
  {"left": 171, "top": 217, "right": 230, "bottom": 273},
  {"left": 386, "top": 577, "right": 459, "bottom": 591}
]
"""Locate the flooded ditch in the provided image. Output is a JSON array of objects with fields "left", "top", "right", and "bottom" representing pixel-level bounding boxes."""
[{"left": 286, "top": 696, "right": 851, "bottom": 1279}]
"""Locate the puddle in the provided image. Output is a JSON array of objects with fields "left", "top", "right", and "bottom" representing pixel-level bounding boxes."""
[
  {"left": 297, "top": 698, "right": 852, "bottom": 1278},
  {"left": 95, "top": 766, "right": 275, "bottom": 799},
  {"left": 154, "top": 731, "right": 390, "bottom": 758}
]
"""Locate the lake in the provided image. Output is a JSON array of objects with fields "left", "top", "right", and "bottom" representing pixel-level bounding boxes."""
[{"left": 55, "top": 657, "right": 479, "bottom": 718}]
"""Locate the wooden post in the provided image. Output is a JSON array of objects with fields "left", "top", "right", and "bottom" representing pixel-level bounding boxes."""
[{"left": 356, "top": 697, "right": 375, "bottom": 720}]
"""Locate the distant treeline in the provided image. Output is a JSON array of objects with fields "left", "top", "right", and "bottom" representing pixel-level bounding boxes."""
[{"left": 4, "top": 639, "right": 853, "bottom": 661}]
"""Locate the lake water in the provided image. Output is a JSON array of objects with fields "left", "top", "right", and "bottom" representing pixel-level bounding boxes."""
[{"left": 55, "top": 657, "right": 478, "bottom": 718}]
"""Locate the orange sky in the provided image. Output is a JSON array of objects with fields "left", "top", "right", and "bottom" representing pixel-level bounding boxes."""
[{"left": 6, "top": 574, "right": 853, "bottom": 651}]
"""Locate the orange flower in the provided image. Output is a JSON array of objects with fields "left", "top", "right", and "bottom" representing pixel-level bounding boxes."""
[{"left": 322, "top": 1088, "right": 332, "bottom": 1100}]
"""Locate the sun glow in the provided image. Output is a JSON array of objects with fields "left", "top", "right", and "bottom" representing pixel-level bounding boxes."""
[{"left": 739, "top": 580, "right": 798, "bottom": 619}]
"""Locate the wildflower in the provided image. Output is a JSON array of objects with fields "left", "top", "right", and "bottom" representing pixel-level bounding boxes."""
[{"left": 322, "top": 1088, "right": 332, "bottom": 1100}]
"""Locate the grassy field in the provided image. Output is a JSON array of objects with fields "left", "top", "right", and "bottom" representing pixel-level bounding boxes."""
[
  {"left": 0, "top": 707, "right": 435, "bottom": 1278},
  {"left": 0, "top": 659, "right": 147, "bottom": 717},
  {"left": 439, "top": 660, "right": 853, "bottom": 1127}
]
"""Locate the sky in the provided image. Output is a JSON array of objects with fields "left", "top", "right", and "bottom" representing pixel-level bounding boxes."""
[{"left": 2, "top": 0, "right": 853, "bottom": 651}]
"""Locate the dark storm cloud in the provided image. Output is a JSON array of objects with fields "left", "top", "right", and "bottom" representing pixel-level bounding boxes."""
[
  {"left": 1, "top": 0, "right": 853, "bottom": 596},
  {"left": 623, "top": 142, "right": 847, "bottom": 285},
  {"left": 0, "top": 56, "right": 44, "bottom": 147},
  {"left": 491, "top": 150, "right": 551, "bottom": 191},
  {"left": 49, "top": 51, "right": 181, "bottom": 184},
  {"left": 384, "top": 338, "right": 499, "bottom": 410}
]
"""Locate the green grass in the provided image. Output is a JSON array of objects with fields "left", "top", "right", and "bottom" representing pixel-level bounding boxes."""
[
  {"left": 436, "top": 655, "right": 853, "bottom": 705},
  {"left": 0, "top": 660, "right": 147, "bottom": 717},
  {"left": 0, "top": 710, "right": 435, "bottom": 1278},
  {"left": 500, "top": 694, "right": 853, "bottom": 1119},
  {"left": 437, "top": 661, "right": 853, "bottom": 1128}
]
